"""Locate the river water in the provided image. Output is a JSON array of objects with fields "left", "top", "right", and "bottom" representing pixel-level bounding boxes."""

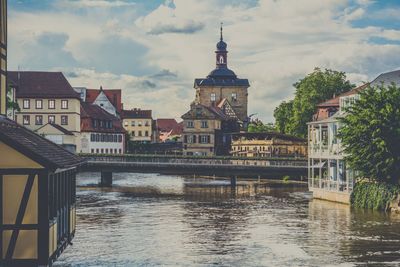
[{"left": 54, "top": 172, "right": 400, "bottom": 267}]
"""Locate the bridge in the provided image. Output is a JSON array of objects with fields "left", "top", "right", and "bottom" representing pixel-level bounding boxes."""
[{"left": 79, "top": 154, "right": 308, "bottom": 186}]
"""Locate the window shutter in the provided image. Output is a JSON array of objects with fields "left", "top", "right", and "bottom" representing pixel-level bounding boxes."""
[
  {"left": 207, "top": 135, "right": 210, "bottom": 143},
  {"left": 193, "top": 135, "right": 197, "bottom": 143},
  {"left": 184, "top": 135, "right": 188, "bottom": 143}
]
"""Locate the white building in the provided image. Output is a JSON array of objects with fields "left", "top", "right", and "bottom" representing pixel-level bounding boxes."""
[
  {"left": 80, "top": 102, "right": 125, "bottom": 154},
  {"left": 308, "top": 70, "right": 400, "bottom": 204}
]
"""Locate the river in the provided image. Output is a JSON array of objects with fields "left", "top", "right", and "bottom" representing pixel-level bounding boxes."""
[{"left": 54, "top": 172, "right": 400, "bottom": 267}]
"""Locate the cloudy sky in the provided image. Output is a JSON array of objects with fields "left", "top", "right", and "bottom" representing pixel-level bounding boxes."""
[{"left": 8, "top": 0, "right": 400, "bottom": 122}]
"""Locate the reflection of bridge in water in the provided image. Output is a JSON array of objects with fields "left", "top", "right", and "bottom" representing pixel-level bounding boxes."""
[{"left": 79, "top": 155, "right": 308, "bottom": 187}]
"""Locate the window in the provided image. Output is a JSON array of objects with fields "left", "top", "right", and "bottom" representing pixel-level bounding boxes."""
[
  {"left": 119, "top": 149, "right": 122, "bottom": 154},
  {"left": 145, "top": 131, "right": 149, "bottom": 137},
  {"left": 36, "top": 99, "right": 43, "bottom": 109},
  {"left": 100, "top": 120, "right": 104, "bottom": 128},
  {"left": 90, "top": 134, "right": 95, "bottom": 142},
  {"left": 101, "top": 149, "right": 104, "bottom": 154},
  {"left": 145, "top": 121, "right": 150, "bottom": 126},
  {"left": 138, "top": 121, "right": 142, "bottom": 127},
  {"left": 35, "top": 115, "right": 43, "bottom": 125},
  {"left": 200, "top": 135, "right": 210, "bottom": 144},
  {"left": 23, "top": 115, "right": 30, "bottom": 125},
  {"left": 231, "top": 93, "right": 237, "bottom": 101},
  {"left": 138, "top": 131, "right": 142, "bottom": 136},
  {"left": 61, "top": 100, "right": 68, "bottom": 109},
  {"left": 219, "top": 55, "right": 224, "bottom": 64},
  {"left": 61, "top": 115, "right": 68, "bottom": 125},
  {"left": 187, "top": 121, "right": 194, "bottom": 128},
  {"left": 23, "top": 99, "right": 30, "bottom": 109},
  {"left": 113, "top": 135, "right": 117, "bottom": 142},
  {"left": 91, "top": 149, "right": 94, "bottom": 153},
  {"left": 118, "top": 135, "right": 122, "bottom": 143},
  {"left": 131, "top": 121, "right": 135, "bottom": 126},
  {"left": 211, "top": 93, "right": 216, "bottom": 102},
  {"left": 105, "top": 149, "right": 109, "bottom": 154},
  {"left": 96, "top": 149, "right": 99, "bottom": 153},
  {"left": 131, "top": 131, "right": 135, "bottom": 136},
  {"left": 96, "top": 134, "right": 100, "bottom": 142},
  {"left": 48, "top": 115, "right": 55, "bottom": 123},
  {"left": 93, "top": 119, "right": 98, "bottom": 128},
  {"left": 48, "top": 99, "right": 55, "bottom": 109},
  {"left": 201, "top": 121, "right": 208, "bottom": 128},
  {"left": 187, "top": 135, "right": 196, "bottom": 143}
]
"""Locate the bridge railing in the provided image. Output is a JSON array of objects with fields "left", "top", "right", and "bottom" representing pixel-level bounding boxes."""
[{"left": 82, "top": 155, "right": 307, "bottom": 168}]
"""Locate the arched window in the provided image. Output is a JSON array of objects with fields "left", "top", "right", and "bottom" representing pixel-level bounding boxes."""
[{"left": 219, "top": 55, "right": 224, "bottom": 64}]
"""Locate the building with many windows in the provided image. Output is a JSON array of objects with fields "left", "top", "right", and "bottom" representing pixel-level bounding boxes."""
[
  {"left": 230, "top": 132, "right": 307, "bottom": 158},
  {"left": 80, "top": 102, "right": 125, "bottom": 154},
  {"left": 121, "top": 108, "right": 153, "bottom": 143},
  {"left": 8, "top": 71, "right": 82, "bottom": 152},
  {"left": 308, "top": 69, "right": 400, "bottom": 204},
  {"left": 181, "top": 25, "right": 249, "bottom": 156}
]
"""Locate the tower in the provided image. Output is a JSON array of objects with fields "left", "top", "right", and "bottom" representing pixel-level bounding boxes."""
[{"left": 193, "top": 24, "right": 250, "bottom": 122}]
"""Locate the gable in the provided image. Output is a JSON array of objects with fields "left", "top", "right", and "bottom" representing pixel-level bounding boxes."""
[
  {"left": 220, "top": 99, "right": 239, "bottom": 120},
  {"left": 36, "top": 124, "right": 65, "bottom": 135},
  {"left": 94, "top": 91, "right": 117, "bottom": 115},
  {"left": 181, "top": 105, "right": 219, "bottom": 120},
  {"left": 0, "top": 142, "right": 43, "bottom": 169}
]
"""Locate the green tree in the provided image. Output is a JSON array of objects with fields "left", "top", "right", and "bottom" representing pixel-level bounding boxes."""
[
  {"left": 248, "top": 119, "right": 276, "bottom": 133},
  {"left": 339, "top": 83, "right": 400, "bottom": 184},
  {"left": 273, "top": 100, "right": 293, "bottom": 133},
  {"left": 273, "top": 68, "right": 354, "bottom": 138}
]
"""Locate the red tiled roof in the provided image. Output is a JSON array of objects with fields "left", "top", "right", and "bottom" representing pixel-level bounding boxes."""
[
  {"left": 8, "top": 71, "right": 80, "bottom": 99},
  {"left": 80, "top": 102, "right": 125, "bottom": 133},
  {"left": 317, "top": 96, "right": 340, "bottom": 107},
  {"left": 339, "top": 83, "right": 369, "bottom": 97},
  {"left": 85, "top": 88, "right": 122, "bottom": 113},
  {"left": 121, "top": 109, "right": 152, "bottom": 119},
  {"left": 156, "top": 119, "right": 183, "bottom": 135}
]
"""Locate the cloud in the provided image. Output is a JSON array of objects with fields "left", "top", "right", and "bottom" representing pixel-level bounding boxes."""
[
  {"left": 150, "top": 69, "right": 178, "bottom": 79},
  {"left": 56, "top": 0, "right": 136, "bottom": 8},
  {"left": 8, "top": 0, "right": 400, "bottom": 122},
  {"left": 135, "top": 1, "right": 205, "bottom": 35}
]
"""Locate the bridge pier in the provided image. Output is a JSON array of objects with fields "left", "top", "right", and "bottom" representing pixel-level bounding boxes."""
[
  {"left": 100, "top": 171, "right": 113, "bottom": 187},
  {"left": 230, "top": 175, "right": 237, "bottom": 187}
]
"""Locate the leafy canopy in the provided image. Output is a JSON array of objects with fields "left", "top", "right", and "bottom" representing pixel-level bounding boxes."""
[
  {"left": 274, "top": 68, "right": 354, "bottom": 137},
  {"left": 339, "top": 83, "right": 400, "bottom": 184},
  {"left": 248, "top": 119, "right": 276, "bottom": 133}
]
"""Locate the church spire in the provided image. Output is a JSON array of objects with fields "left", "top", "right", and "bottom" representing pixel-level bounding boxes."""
[
  {"left": 216, "top": 23, "right": 228, "bottom": 69},
  {"left": 220, "top": 22, "right": 223, "bottom": 41}
]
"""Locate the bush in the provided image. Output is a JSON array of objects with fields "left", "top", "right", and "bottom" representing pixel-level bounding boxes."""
[{"left": 351, "top": 180, "right": 400, "bottom": 211}]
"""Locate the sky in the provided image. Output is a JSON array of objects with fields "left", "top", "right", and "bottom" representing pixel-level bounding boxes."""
[{"left": 8, "top": 0, "right": 400, "bottom": 122}]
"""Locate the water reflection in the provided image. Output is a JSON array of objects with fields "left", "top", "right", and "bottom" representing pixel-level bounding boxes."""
[{"left": 54, "top": 172, "right": 400, "bottom": 267}]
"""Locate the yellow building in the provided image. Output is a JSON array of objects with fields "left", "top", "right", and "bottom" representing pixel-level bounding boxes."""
[
  {"left": 8, "top": 71, "right": 82, "bottom": 152},
  {"left": 122, "top": 108, "right": 153, "bottom": 143},
  {"left": 231, "top": 132, "right": 307, "bottom": 158}
]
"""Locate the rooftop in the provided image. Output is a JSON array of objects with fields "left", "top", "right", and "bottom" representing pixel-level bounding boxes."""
[
  {"left": 0, "top": 115, "right": 82, "bottom": 170},
  {"left": 8, "top": 71, "right": 80, "bottom": 99},
  {"left": 121, "top": 109, "right": 152, "bottom": 119}
]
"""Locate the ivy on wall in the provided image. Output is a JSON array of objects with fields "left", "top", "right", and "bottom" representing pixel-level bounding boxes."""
[{"left": 351, "top": 180, "right": 400, "bottom": 211}]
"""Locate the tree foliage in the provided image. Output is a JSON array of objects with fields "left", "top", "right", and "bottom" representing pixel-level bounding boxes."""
[
  {"left": 274, "top": 100, "right": 293, "bottom": 133},
  {"left": 273, "top": 68, "right": 354, "bottom": 137},
  {"left": 247, "top": 119, "right": 276, "bottom": 133},
  {"left": 339, "top": 83, "right": 400, "bottom": 184}
]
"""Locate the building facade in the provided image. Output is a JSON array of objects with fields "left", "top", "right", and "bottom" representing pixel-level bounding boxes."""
[
  {"left": 231, "top": 132, "right": 307, "bottom": 158},
  {"left": 308, "top": 70, "right": 400, "bottom": 204},
  {"left": 74, "top": 86, "right": 122, "bottom": 117},
  {"left": 181, "top": 26, "right": 249, "bottom": 156},
  {"left": 122, "top": 109, "right": 153, "bottom": 143},
  {"left": 8, "top": 71, "right": 82, "bottom": 152},
  {"left": 80, "top": 102, "right": 125, "bottom": 154}
]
